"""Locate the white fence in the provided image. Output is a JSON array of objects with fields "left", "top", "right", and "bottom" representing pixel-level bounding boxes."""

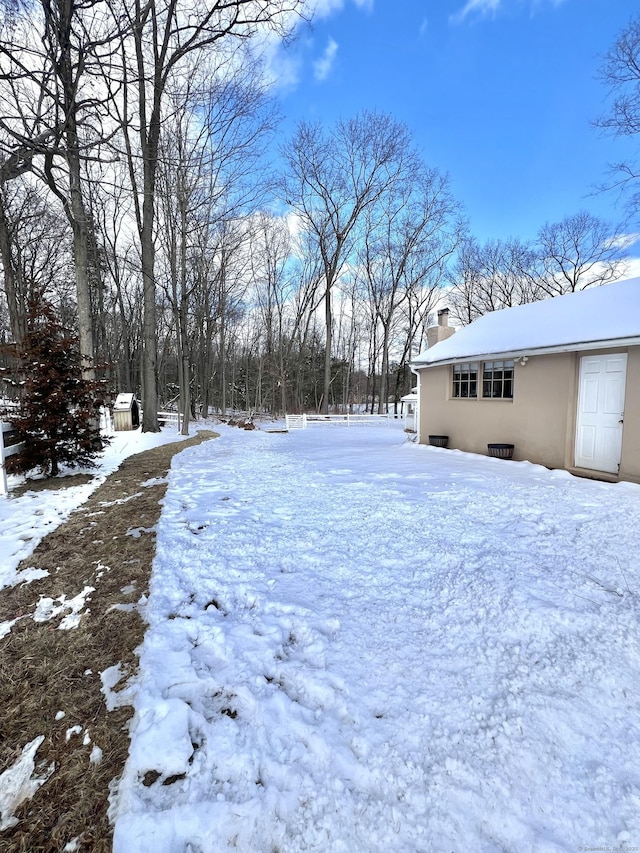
[
  {"left": 285, "top": 414, "right": 307, "bottom": 430},
  {"left": 285, "top": 413, "right": 393, "bottom": 431},
  {"left": 0, "top": 422, "right": 26, "bottom": 497},
  {"left": 157, "top": 410, "right": 182, "bottom": 428}
]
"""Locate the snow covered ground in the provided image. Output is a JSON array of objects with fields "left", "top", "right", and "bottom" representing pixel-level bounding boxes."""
[
  {"left": 0, "top": 426, "right": 192, "bottom": 592},
  {"left": 108, "top": 423, "right": 640, "bottom": 853}
]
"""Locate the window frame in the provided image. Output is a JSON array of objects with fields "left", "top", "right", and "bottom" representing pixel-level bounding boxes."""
[
  {"left": 452, "top": 362, "right": 479, "bottom": 399},
  {"left": 481, "top": 359, "right": 514, "bottom": 400}
]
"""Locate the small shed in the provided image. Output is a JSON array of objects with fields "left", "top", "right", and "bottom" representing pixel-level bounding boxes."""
[
  {"left": 113, "top": 393, "right": 140, "bottom": 431},
  {"left": 401, "top": 389, "right": 418, "bottom": 432}
]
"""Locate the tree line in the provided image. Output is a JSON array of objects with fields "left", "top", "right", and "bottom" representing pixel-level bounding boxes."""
[{"left": 0, "top": 2, "right": 638, "bottom": 433}]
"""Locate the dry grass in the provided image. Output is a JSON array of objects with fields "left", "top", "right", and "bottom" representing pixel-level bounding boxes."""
[
  {"left": 0, "top": 430, "right": 218, "bottom": 852},
  {"left": 11, "top": 473, "right": 96, "bottom": 498}
]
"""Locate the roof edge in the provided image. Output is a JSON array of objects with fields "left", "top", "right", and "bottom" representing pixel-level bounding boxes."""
[{"left": 411, "top": 336, "right": 640, "bottom": 369}]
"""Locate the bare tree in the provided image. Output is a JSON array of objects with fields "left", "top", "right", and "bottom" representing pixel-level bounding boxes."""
[
  {"left": 595, "top": 16, "right": 640, "bottom": 220},
  {"left": 282, "top": 111, "right": 419, "bottom": 413},
  {"left": 249, "top": 212, "right": 291, "bottom": 415},
  {"left": 357, "top": 167, "right": 462, "bottom": 410},
  {"left": 449, "top": 212, "right": 626, "bottom": 325},
  {"left": 448, "top": 236, "right": 540, "bottom": 325},
  {"left": 0, "top": 0, "right": 120, "bottom": 376},
  {"left": 86, "top": 159, "right": 141, "bottom": 391},
  {"left": 108, "top": 0, "right": 303, "bottom": 431},
  {"left": 0, "top": 183, "right": 26, "bottom": 345},
  {"left": 154, "top": 60, "right": 282, "bottom": 432},
  {"left": 536, "top": 211, "right": 627, "bottom": 294},
  {"left": 0, "top": 178, "right": 73, "bottom": 342}
]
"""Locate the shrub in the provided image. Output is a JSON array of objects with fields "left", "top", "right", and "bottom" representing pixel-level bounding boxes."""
[{"left": 3, "top": 299, "right": 109, "bottom": 477}]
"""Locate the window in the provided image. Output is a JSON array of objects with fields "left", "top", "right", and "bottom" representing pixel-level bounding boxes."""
[
  {"left": 482, "top": 360, "right": 514, "bottom": 399},
  {"left": 452, "top": 362, "right": 478, "bottom": 398}
]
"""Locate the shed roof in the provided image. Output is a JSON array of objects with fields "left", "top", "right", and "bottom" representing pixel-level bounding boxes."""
[
  {"left": 413, "top": 277, "right": 640, "bottom": 367},
  {"left": 113, "top": 392, "right": 137, "bottom": 411}
]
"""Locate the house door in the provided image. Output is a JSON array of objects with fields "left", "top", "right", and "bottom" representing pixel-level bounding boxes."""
[{"left": 575, "top": 353, "right": 627, "bottom": 474}]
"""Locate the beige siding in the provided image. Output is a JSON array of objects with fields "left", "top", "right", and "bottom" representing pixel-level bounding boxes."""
[
  {"left": 621, "top": 347, "right": 640, "bottom": 481},
  {"left": 417, "top": 346, "right": 640, "bottom": 483}
]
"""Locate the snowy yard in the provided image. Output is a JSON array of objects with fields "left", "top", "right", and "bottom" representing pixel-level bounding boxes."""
[
  {"left": 107, "top": 423, "right": 640, "bottom": 852},
  {"left": 0, "top": 429, "right": 193, "bottom": 593},
  {"left": 2, "top": 422, "right": 639, "bottom": 852}
]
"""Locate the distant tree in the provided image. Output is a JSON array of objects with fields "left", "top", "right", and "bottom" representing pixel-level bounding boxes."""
[
  {"left": 248, "top": 212, "right": 292, "bottom": 416},
  {"left": 0, "top": 0, "right": 119, "bottom": 377},
  {"left": 4, "top": 299, "right": 108, "bottom": 476},
  {"left": 448, "top": 236, "right": 540, "bottom": 325},
  {"left": 449, "top": 212, "right": 627, "bottom": 324},
  {"left": 107, "top": 0, "right": 304, "bottom": 432},
  {"left": 596, "top": 16, "right": 640, "bottom": 220},
  {"left": 536, "top": 211, "right": 627, "bottom": 294},
  {"left": 0, "top": 179, "right": 74, "bottom": 345},
  {"left": 282, "top": 111, "right": 419, "bottom": 413},
  {"left": 356, "top": 167, "right": 462, "bottom": 411}
]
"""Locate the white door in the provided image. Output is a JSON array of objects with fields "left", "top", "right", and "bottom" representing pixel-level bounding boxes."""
[{"left": 575, "top": 353, "right": 627, "bottom": 473}]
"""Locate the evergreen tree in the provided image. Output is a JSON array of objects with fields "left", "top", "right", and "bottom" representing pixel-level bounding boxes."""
[{"left": 4, "top": 299, "right": 109, "bottom": 476}]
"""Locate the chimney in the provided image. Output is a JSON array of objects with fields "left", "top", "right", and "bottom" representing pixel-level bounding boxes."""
[{"left": 427, "top": 308, "right": 456, "bottom": 349}]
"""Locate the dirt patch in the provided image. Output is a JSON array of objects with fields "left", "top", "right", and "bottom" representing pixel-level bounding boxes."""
[
  {"left": 0, "top": 430, "right": 218, "bottom": 852},
  {"left": 12, "top": 473, "right": 96, "bottom": 498}
]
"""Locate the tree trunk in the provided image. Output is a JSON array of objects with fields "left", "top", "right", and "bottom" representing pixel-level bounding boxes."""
[
  {"left": 179, "top": 194, "right": 190, "bottom": 435},
  {"left": 113, "top": 272, "right": 134, "bottom": 391},
  {"left": 141, "top": 155, "right": 159, "bottom": 431},
  {"left": 322, "top": 285, "right": 331, "bottom": 413},
  {"left": 57, "top": 0, "right": 96, "bottom": 380},
  {"left": 378, "top": 322, "right": 390, "bottom": 414},
  {"left": 220, "top": 315, "right": 227, "bottom": 417},
  {"left": 179, "top": 309, "right": 191, "bottom": 435},
  {"left": 0, "top": 191, "right": 25, "bottom": 346},
  {"left": 68, "top": 143, "right": 95, "bottom": 379},
  {"left": 135, "top": 0, "right": 162, "bottom": 433}
]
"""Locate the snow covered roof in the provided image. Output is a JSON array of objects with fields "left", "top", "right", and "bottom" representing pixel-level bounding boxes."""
[
  {"left": 113, "top": 393, "right": 136, "bottom": 411},
  {"left": 413, "top": 277, "right": 640, "bottom": 367}
]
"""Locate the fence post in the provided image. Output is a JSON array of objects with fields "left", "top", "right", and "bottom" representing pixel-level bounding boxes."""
[
  {"left": 0, "top": 422, "right": 27, "bottom": 497},
  {"left": 0, "top": 422, "right": 8, "bottom": 497}
]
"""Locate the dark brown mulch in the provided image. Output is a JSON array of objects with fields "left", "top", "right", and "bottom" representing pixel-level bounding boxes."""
[{"left": 0, "top": 430, "right": 218, "bottom": 853}]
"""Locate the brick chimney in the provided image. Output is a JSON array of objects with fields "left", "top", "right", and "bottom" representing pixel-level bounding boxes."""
[{"left": 427, "top": 308, "right": 455, "bottom": 349}]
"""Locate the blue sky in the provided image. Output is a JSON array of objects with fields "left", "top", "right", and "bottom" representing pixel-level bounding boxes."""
[{"left": 273, "top": 0, "right": 639, "bottom": 247}]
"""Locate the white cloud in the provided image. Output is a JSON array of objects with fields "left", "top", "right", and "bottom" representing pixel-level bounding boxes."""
[
  {"left": 622, "top": 256, "right": 640, "bottom": 279},
  {"left": 419, "top": 17, "right": 429, "bottom": 37},
  {"left": 303, "top": 0, "right": 372, "bottom": 20},
  {"left": 452, "top": 0, "right": 501, "bottom": 23},
  {"left": 610, "top": 232, "right": 640, "bottom": 251},
  {"left": 307, "top": 0, "right": 345, "bottom": 19},
  {"left": 262, "top": 40, "right": 304, "bottom": 91},
  {"left": 259, "top": 0, "right": 366, "bottom": 93},
  {"left": 313, "top": 37, "right": 339, "bottom": 81},
  {"left": 452, "top": 0, "right": 567, "bottom": 24}
]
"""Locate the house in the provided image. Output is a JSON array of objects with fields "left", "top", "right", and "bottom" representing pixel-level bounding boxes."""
[{"left": 411, "top": 278, "right": 640, "bottom": 483}]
